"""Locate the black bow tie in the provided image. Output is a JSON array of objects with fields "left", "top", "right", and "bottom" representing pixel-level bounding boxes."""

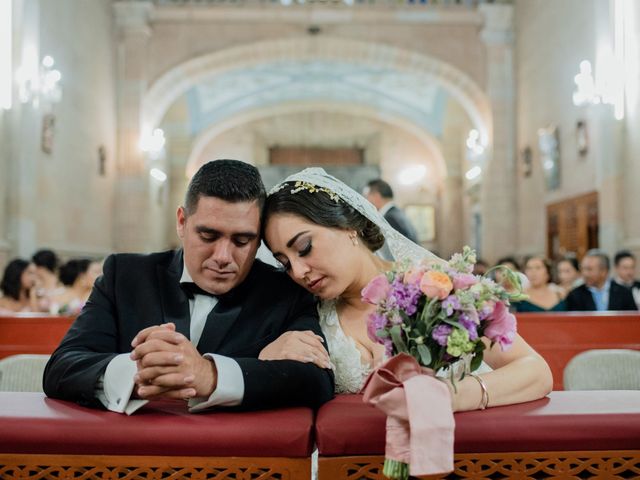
[{"left": 180, "top": 282, "right": 217, "bottom": 299}]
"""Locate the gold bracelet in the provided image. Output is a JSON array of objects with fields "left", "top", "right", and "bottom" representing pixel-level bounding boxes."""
[{"left": 469, "top": 373, "right": 489, "bottom": 410}]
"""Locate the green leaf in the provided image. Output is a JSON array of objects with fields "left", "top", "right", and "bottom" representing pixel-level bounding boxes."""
[
  {"left": 417, "top": 344, "right": 432, "bottom": 366},
  {"left": 376, "top": 329, "right": 390, "bottom": 338},
  {"left": 469, "top": 352, "right": 483, "bottom": 372},
  {"left": 390, "top": 325, "right": 408, "bottom": 353},
  {"left": 443, "top": 318, "right": 464, "bottom": 329}
]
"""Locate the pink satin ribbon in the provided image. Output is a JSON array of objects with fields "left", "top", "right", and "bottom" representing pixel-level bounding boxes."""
[{"left": 362, "top": 353, "right": 455, "bottom": 476}]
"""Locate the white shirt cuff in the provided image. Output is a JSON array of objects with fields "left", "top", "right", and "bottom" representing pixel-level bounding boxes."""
[
  {"left": 96, "top": 353, "right": 148, "bottom": 415},
  {"left": 188, "top": 354, "right": 244, "bottom": 412}
]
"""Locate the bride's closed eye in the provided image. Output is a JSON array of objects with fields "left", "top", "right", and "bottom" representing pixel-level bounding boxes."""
[{"left": 275, "top": 239, "right": 312, "bottom": 272}]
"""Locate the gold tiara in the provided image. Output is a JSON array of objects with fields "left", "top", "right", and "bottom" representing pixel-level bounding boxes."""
[{"left": 272, "top": 181, "right": 341, "bottom": 203}]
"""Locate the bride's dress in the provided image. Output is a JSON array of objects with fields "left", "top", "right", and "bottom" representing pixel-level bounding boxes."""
[
  {"left": 318, "top": 300, "right": 374, "bottom": 394},
  {"left": 319, "top": 300, "right": 493, "bottom": 393}
]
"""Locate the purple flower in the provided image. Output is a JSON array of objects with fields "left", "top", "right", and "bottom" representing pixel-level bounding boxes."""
[
  {"left": 366, "top": 312, "right": 388, "bottom": 343},
  {"left": 459, "top": 312, "right": 479, "bottom": 341},
  {"left": 442, "top": 295, "right": 461, "bottom": 316},
  {"left": 478, "top": 301, "right": 496, "bottom": 320},
  {"left": 432, "top": 324, "right": 453, "bottom": 346},
  {"left": 390, "top": 278, "right": 422, "bottom": 316}
]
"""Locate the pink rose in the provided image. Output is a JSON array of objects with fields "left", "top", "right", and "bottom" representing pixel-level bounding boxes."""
[
  {"left": 484, "top": 302, "right": 517, "bottom": 350},
  {"left": 452, "top": 273, "right": 478, "bottom": 290},
  {"left": 419, "top": 270, "right": 453, "bottom": 300},
  {"left": 362, "top": 274, "right": 391, "bottom": 305},
  {"left": 403, "top": 265, "right": 425, "bottom": 285}
]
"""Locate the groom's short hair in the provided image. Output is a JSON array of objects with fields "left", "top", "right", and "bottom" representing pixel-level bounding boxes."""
[
  {"left": 366, "top": 179, "right": 394, "bottom": 199},
  {"left": 184, "top": 159, "right": 266, "bottom": 216}
]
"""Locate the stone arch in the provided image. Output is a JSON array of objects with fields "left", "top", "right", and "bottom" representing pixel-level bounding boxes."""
[
  {"left": 143, "top": 36, "right": 492, "bottom": 146},
  {"left": 185, "top": 101, "right": 448, "bottom": 185}
]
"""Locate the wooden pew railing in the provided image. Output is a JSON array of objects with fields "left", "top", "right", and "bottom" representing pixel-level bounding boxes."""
[
  {"left": 1, "top": 311, "right": 639, "bottom": 390},
  {"left": 516, "top": 311, "right": 640, "bottom": 390},
  {"left": 0, "top": 314, "right": 75, "bottom": 360}
]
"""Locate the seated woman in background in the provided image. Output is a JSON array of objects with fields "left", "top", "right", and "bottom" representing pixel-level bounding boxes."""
[
  {"left": 32, "top": 248, "right": 64, "bottom": 299},
  {"left": 50, "top": 259, "right": 103, "bottom": 314},
  {"left": 556, "top": 256, "right": 582, "bottom": 295},
  {"left": 0, "top": 259, "right": 43, "bottom": 312},
  {"left": 513, "top": 255, "right": 566, "bottom": 312}
]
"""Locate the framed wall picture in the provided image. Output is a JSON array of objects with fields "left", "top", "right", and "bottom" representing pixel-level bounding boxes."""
[
  {"left": 538, "top": 125, "right": 561, "bottom": 191},
  {"left": 404, "top": 204, "right": 435, "bottom": 242},
  {"left": 41, "top": 113, "right": 55, "bottom": 154}
]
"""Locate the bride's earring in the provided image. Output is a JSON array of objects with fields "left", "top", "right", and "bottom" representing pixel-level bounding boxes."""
[{"left": 350, "top": 232, "right": 359, "bottom": 246}]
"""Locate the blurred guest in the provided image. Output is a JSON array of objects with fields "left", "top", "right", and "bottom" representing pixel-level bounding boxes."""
[
  {"left": 566, "top": 249, "right": 637, "bottom": 311},
  {"left": 0, "top": 259, "right": 43, "bottom": 312},
  {"left": 613, "top": 250, "right": 640, "bottom": 309},
  {"left": 556, "top": 256, "right": 582, "bottom": 294},
  {"left": 513, "top": 256, "right": 566, "bottom": 312},
  {"left": 492, "top": 256, "right": 521, "bottom": 292},
  {"left": 363, "top": 179, "right": 419, "bottom": 243},
  {"left": 32, "top": 248, "right": 63, "bottom": 295},
  {"left": 473, "top": 258, "right": 489, "bottom": 276},
  {"left": 50, "top": 259, "right": 103, "bottom": 314}
]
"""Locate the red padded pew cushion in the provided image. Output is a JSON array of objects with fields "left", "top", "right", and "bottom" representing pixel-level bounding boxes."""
[
  {"left": 316, "top": 391, "right": 640, "bottom": 456},
  {"left": 0, "top": 392, "right": 314, "bottom": 457}
]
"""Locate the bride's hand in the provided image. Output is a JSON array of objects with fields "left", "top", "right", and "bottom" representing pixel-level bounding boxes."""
[{"left": 259, "top": 331, "right": 332, "bottom": 369}]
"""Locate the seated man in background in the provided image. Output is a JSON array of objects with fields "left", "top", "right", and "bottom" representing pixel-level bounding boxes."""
[
  {"left": 566, "top": 249, "right": 638, "bottom": 311},
  {"left": 44, "top": 159, "right": 334, "bottom": 414},
  {"left": 613, "top": 250, "right": 640, "bottom": 310}
]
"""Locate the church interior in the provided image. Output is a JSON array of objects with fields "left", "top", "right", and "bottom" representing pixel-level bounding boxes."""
[
  {"left": 2, "top": 0, "right": 639, "bottom": 267},
  {"left": 1, "top": 1, "right": 639, "bottom": 479}
]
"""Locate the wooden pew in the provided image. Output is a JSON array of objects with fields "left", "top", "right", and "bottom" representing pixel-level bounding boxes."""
[
  {"left": 516, "top": 311, "right": 640, "bottom": 390},
  {"left": 0, "top": 314, "right": 74, "bottom": 360}
]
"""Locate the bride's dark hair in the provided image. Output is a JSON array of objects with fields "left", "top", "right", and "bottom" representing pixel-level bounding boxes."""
[{"left": 263, "top": 182, "right": 385, "bottom": 252}]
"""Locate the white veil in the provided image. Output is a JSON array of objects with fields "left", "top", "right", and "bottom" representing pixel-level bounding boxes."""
[{"left": 269, "top": 167, "right": 443, "bottom": 265}]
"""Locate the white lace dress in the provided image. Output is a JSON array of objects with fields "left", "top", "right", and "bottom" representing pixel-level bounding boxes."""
[{"left": 318, "top": 299, "right": 376, "bottom": 393}]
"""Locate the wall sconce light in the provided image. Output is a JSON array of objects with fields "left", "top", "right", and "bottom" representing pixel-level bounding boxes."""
[
  {"left": 15, "top": 54, "right": 62, "bottom": 108},
  {"left": 572, "top": 60, "right": 600, "bottom": 106},
  {"left": 466, "top": 129, "right": 485, "bottom": 156},
  {"left": 139, "top": 127, "right": 166, "bottom": 159},
  {"left": 150, "top": 167, "right": 167, "bottom": 182},
  {"left": 397, "top": 165, "right": 427, "bottom": 186}
]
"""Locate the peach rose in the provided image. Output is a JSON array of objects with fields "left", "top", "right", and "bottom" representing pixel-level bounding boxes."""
[{"left": 419, "top": 270, "right": 453, "bottom": 300}]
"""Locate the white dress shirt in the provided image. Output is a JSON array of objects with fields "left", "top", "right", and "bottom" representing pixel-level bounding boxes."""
[{"left": 96, "top": 262, "right": 245, "bottom": 414}]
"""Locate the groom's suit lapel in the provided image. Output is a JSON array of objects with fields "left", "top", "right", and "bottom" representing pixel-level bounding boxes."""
[{"left": 157, "top": 249, "right": 191, "bottom": 339}]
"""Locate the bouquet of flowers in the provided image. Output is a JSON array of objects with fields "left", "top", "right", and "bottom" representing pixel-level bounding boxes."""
[{"left": 361, "top": 246, "right": 524, "bottom": 479}]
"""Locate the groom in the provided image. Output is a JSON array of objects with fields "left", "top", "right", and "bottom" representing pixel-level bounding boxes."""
[{"left": 43, "top": 160, "right": 334, "bottom": 413}]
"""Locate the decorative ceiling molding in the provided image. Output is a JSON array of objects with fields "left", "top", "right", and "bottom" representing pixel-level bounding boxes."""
[{"left": 143, "top": 36, "right": 492, "bottom": 145}]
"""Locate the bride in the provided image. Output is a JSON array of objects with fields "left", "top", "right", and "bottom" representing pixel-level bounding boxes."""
[{"left": 259, "top": 168, "right": 552, "bottom": 412}]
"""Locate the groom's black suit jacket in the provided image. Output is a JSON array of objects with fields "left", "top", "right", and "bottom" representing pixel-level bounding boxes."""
[{"left": 43, "top": 249, "right": 334, "bottom": 410}]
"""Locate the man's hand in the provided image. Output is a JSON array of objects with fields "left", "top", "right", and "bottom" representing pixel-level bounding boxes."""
[
  {"left": 130, "top": 324, "right": 217, "bottom": 401},
  {"left": 259, "top": 330, "right": 331, "bottom": 369}
]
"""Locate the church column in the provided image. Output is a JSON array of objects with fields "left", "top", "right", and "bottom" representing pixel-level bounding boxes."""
[
  {"left": 5, "top": 0, "right": 41, "bottom": 259},
  {"left": 112, "top": 1, "right": 155, "bottom": 252},
  {"left": 478, "top": 3, "right": 517, "bottom": 262}
]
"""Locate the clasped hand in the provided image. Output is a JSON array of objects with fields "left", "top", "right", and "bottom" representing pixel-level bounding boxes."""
[{"left": 130, "top": 322, "right": 216, "bottom": 401}]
